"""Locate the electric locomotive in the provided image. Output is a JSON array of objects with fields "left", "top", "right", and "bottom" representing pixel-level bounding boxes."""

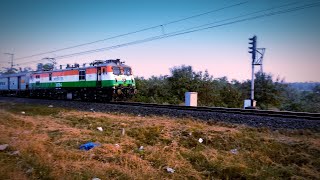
[{"left": 0, "top": 59, "right": 136, "bottom": 101}]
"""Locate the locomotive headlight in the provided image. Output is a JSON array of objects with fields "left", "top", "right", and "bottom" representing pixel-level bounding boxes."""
[{"left": 117, "top": 89, "right": 123, "bottom": 95}]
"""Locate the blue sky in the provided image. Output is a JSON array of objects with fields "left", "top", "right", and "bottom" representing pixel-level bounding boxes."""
[{"left": 0, "top": 0, "right": 319, "bottom": 82}]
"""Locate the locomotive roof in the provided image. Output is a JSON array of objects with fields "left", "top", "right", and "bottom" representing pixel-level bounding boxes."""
[
  {"left": 0, "top": 72, "right": 30, "bottom": 78},
  {"left": 31, "top": 61, "right": 131, "bottom": 74},
  {"left": 0, "top": 60, "right": 132, "bottom": 76}
]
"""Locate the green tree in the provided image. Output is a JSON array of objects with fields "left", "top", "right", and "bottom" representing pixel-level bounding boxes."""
[
  {"left": 167, "top": 65, "right": 196, "bottom": 103},
  {"left": 301, "top": 85, "right": 320, "bottom": 112},
  {"left": 197, "top": 70, "right": 221, "bottom": 106},
  {"left": 280, "top": 86, "right": 304, "bottom": 112},
  {"left": 253, "top": 72, "right": 285, "bottom": 109},
  {"left": 219, "top": 83, "right": 242, "bottom": 108},
  {"left": 133, "top": 76, "right": 179, "bottom": 104}
]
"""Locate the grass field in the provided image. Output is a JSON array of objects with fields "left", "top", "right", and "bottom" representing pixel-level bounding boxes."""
[{"left": 0, "top": 102, "right": 319, "bottom": 179}]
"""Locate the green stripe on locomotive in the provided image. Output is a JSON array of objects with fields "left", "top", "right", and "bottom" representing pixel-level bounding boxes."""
[{"left": 30, "top": 80, "right": 135, "bottom": 89}]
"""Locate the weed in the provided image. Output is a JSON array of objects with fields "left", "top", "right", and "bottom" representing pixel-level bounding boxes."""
[
  {"left": 7, "top": 104, "right": 63, "bottom": 116},
  {"left": 179, "top": 136, "right": 205, "bottom": 150},
  {"left": 63, "top": 115, "right": 115, "bottom": 131},
  {"left": 47, "top": 130, "right": 63, "bottom": 141},
  {"left": 0, "top": 111, "right": 33, "bottom": 128},
  {"left": 105, "top": 168, "right": 131, "bottom": 179},
  {"left": 181, "top": 151, "right": 217, "bottom": 178},
  {"left": 21, "top": 153, "right": 54, "bottom": 180},
  {"left": 159, "top": 137, "right": 172, "bottom": 145},
  {"left": 0, "top": 147, "right": 27, "bottom": 179},
  {"left": 127, "top": 126, "right": 163, "bottom": 145},
  {"left": 68, "top": 169, "right": 97, "bottom": 180}
]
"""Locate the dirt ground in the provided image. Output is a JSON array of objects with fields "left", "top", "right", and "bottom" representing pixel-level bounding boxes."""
[{"left": 0, "top": 102, "right": 319, "bottom": 179}]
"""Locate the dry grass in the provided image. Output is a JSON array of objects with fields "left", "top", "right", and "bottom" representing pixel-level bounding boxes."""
[{"left": 0, "top": 102, "right": 319, "bottom": 179}]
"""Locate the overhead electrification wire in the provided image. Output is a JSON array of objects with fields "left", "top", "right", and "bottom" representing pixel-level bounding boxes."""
[
  {"left": 13, "top": 1, "right": 249, "bottom": 61},
  {"left": 166, "top": 0, "right": 304, "bottom": 35},
  {"left": 21, "top": 2, "right": 320, "bottom": 63},
  {"left": 17, "top": 1, "right": 320, "bottom": 65}
]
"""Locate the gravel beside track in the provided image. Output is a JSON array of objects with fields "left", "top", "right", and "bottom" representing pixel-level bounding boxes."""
[{"left": 1, "top": 97, "right": 319, "bottom": 130}]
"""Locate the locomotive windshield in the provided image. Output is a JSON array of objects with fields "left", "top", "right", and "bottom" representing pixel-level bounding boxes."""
[
  {"left": 113, "top": 67, "right": 131, "bottom": 75},
  {"left": 124, "top": 67, "right": 131, "bottom": 75},
  {"left": 113, "top": 67, "right": 121, "bottom": 75}
]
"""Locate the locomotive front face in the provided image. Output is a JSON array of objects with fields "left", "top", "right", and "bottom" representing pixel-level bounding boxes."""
[
  {"left": 99, "top": 66, "right": 134, "bottom": 87},
  {"left": 100, "top": 65, "right": 136, "bottom": 100}
]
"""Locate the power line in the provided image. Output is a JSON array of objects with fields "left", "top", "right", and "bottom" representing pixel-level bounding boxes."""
[
  {"left": 17, "top": 1, "right": 320, "bottom": 65},
  {"left": 57, "top": 2, "right": 320, "bottom": 57},
  {"left": 3, "top": 53, "right": 15, "bottom": 70},
  {"left": 8, "top": 0, "right": 304, "bottom": 67},
  {"left": 13, "top": 1, "right": 249, "bottom": 62},
  {"left": 165, "top": 0, "right": 304, "bottom": 35},
  {"left": 10, "top": 0, "right": 310, "bottom": 66}
]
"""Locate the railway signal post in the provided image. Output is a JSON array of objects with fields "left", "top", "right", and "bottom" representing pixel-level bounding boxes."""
[{"left": 245, "top": 35, "right": 266, "bottom": 109}]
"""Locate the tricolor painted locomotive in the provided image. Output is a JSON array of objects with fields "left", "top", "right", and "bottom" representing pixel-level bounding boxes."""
[{"left": 0, "top": 59, "right": 136, "bottom": 101}]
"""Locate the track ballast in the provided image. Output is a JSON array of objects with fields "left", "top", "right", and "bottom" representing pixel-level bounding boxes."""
[{"left": 0, "top": 97, "right": 319, "bottom": 130}]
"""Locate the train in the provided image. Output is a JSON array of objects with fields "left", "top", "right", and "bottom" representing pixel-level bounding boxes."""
[{"left": 0, "top": 59, "right": 136, "bottom": 101}]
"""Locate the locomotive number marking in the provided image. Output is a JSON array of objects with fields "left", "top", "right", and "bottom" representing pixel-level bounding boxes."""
[
  {"left": 53, "top": 76, "right": 63, "bottom": 81},
  {"left": 55, "top": 83, "right": 62, "bottom": 87}
]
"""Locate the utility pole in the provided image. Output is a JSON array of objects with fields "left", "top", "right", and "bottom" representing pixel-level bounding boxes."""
[
  {"left": 245, "top": 35, "right": 266, "bottom": 108},
  {"left": 4, "top": 53, "right": 14, "bottom": 70}
]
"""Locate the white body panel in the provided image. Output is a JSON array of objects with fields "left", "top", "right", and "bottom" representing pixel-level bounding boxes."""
[
  {"left": 102, "top": 72, "right": 115, "bottom": 80},
  {"left": 30, "top": 73, "right": 97, "bottom": 84},
  {"left": 102, "top": 72, "right": 134, "bottom": 82},
  {"left": 86, "top": 73, "right": 97, "bottom": 81}
]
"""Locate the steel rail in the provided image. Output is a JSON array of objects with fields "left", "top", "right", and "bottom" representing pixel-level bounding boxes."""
[
  {"left": 0, "top": 96, "right": 318, "bottom": 120},
  {"left": 108, "top": 101, "right": 320, "bottom": 120}
]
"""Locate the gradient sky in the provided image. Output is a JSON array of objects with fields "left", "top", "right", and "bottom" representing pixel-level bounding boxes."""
[{"left": 0, "top": 0, "right": 319, "bottom": 82}]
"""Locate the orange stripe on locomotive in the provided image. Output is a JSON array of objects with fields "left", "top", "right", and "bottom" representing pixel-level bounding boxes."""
[
  {"left": 30, "top": 65, "right": 116, "bottom": 80},
  {"left": 86, "top": 68, "right": 97, "bottom": 74}
]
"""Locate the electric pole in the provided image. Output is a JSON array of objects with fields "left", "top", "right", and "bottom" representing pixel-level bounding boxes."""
[{"left": 4, "top": 53, "right": 14, "bottom": 71}]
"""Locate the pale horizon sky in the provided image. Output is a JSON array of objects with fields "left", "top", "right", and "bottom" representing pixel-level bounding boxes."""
[{"left": 0, "top": 0, "right": 320, "bottom": 82}]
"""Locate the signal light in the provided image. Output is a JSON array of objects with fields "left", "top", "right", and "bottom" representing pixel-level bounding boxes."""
[{"left": 248, "top": 35, "right": 257, "bottom": 60}]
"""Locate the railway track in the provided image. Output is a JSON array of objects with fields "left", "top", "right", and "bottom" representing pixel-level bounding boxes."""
[
  {"left": 110, "top": 101, "right": 320, "bottom": 120},
  {"left": 0, "top": 97, "right": 319, "bottom": 130}
]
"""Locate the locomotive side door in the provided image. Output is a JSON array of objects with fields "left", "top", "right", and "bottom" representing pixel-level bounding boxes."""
[
  {"left": 17, "top": 76, "right": 21, "bottom": 90},
  {"left": 97, "top": 67, "right": 102, "bottom": 87},
  {"left": 7, "top": 77, "right": 10, "bottom": 90}
]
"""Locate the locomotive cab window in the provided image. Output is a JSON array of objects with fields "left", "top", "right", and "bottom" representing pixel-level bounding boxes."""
[
  {"left": 124, "top": 67, "right": 131, "bottom": 75},
  {"left": 113, "top": 67, "right": 121, "bottom": 75},
  {"left": 79, "top": 70, "right": 86, "bottom": 80}
]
